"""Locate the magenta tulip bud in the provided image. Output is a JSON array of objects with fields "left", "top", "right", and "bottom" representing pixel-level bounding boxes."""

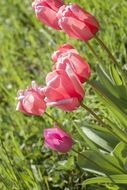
[
  {"left": 44, "top": 65, "right": 85, "bottom": 111},
  {"left": 58, "top": 4, "right": 100, "bottom": 41},
  {"left": 52, "top": 44, "right": 91, "bottom": 83},
  {"left": 32, "top": 0, "right": 64, "bottom": 30},
  {"left": 16, "top": 81, "right": 46, "bottom": 116},
  {"left": 44, "top": 127, "right": 74, "bottom": 153}
]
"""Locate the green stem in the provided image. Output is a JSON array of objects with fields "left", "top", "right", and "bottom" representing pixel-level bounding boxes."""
[
  {"left": 95, "top": 35, "right": 118, "bottom": 65},
  {"left": 45, "top": 112, "right": 61, "bottom": 126},
  {"left": 95, "top": 35, "right": 127, "bottom": 85},
  {"left": 86, "top": 42, "right": 101, "bottom": 62},
  {"left": 87, "top": 36, "right": 127, "bottom": 87},
  {"left": 81, "top": 102, "right": 127, "bottom": 144},
  {"left": 72, "top": 148, "right": 116, "bottom": 184},
  {"left": 81, "top": 103, "right": 107, "bottom": 128}
]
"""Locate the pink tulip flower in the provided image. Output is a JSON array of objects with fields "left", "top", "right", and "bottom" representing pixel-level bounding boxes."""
[
  {"left": 44, "top": 127, "right": 73, "bottom": 153},
  {"left": 58, "top": 4, "right": 100, "bottom": 41},
  {"left": 44, "top": 65, "right": 85, "bottom": 111},
  {"left": 16, "top": 81, "right": 46, "bottom": 116},
  {"left": 52, "top": 44, "right": 78, "bottom": 62},
  {"left": 52, "top": 44, "right": 91, "bottom": 83},
  {"left": 32, "top": 0, "right": 64, "bottom": 30}
]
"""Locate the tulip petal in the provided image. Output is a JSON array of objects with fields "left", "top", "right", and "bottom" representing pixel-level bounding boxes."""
[
  {"left": 44, "top": 86, "right": 66, "bottom": 101},
  {"left": 59, "top": 17, "right": 80, "bottom": 38},
  {"left": 46, "top": 97, "right": 73, "bottom": 106},
  {"left": 46, "top": 72, "right": 60, "bottom": 88},
  {"left": 52, "top": 44, "right": 78, "bottom": 62},
  {"left": 16, "top": 82, "right": 46, "bottom": 116},
  {"left": 69, "top": 4, "right": 90, "bottom": 21},
  {"left": 35, "top": 6, "right": 60, "bottom": 29},
  {"left": 46, "top": 0, "right": 64, "bottom": 11},
  {"left": 54, "top": 136, "right": 73, "bottom": 152},
  {"left": 44, "top": 127, "right": 73, "bottom": 153},
  {"left": 68, "top": 53, "right": 91, "bottom": 82},
  {"left": 65, "top": 65, "right": 85, "bottom": 98},
  {"left": 59, "top": 17, "right": 94, "bottom": 41},
  {"left": 70, "top": 4, "right": 99, "bottom": 28},
  {"left": 46, "top": 97, "right": 81, "bottom": 111}
]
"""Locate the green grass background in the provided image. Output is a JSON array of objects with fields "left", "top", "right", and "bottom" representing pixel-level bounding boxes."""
[{"left": 0, "top": 0, "right": 127, "bottom": 189}]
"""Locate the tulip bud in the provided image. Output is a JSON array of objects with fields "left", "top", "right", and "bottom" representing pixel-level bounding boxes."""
[{"left": 44, "top": 127, "right": 73, "bottom": 153}]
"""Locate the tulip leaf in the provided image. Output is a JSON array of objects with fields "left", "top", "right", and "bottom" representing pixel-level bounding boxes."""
[
  {"left": 73, "top": 123, "right": 99, "bottom": 151},
  {"left": 113, "top": 142, "right": 127, "bottom": 167},
  {"left": 109, "top": 64, "right": 123, "bottom": 86},
  {"left": 124, "top": 159, "right": 127, "bottom": 171},
  {"left": 96, "top": 65, "right": 127, "bottom": 111},
  {"left": 97, "top": 65, "right": 127, "bottom": 103},
  {"left": 96, "top": 65, "right": 118, "bottom": 98},
  {"left": 78, "top": 150, "right": 125, "bottom": 175},
  {"left": 82, "top": 175, "right": 127, "bottom": 186},
  {"left": 109, "top": 64, "right": 127, "bottom": 100},
  {"left": 90, "top": 80, "right": 127, "bottom": 128},
  {"left": 81, "top": 127, "right": 115, "bottom": 152}
]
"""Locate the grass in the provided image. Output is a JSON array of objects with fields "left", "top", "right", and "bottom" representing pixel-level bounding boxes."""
[{"left": 0, "top": 0, "right": 127, "bottom": 189}]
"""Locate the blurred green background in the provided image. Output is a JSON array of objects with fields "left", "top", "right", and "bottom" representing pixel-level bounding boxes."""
[{"left": 0, "top": 0, "right": 127, "bottom": 189}]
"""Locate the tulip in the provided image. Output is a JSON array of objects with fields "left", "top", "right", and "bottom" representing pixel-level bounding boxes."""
[
  {"left": 32, "top": 0, "right": 64, "bottom": 30},
  {"left": 52, "top": 44, "right": 91, "bottom": 83},
  {"left": 44, "top": 127, "right": 73, "bottom": 153},
  {"left": 52, "top": 44, "right": 78, "bottom": 62},
  {"left": 44, "top": 65, "right": 85, "bottom": 111},
  {"left": 58, "top": 4, "right": 100, "bottom": 41},
  {"left": 16, "top": 81, "right": 46, "bottom": 116}
]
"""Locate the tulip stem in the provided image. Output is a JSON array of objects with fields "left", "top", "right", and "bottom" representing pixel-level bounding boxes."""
[
  {"left": 95, "top": 35, "right": 118, "bottom": 65},
  {"left": 87, "top": 36, "right": 127, "bottom": 83},
  {"left": 81, "top": 102, "right": 127, "bottom": 143},
  {"left": 81, "top": 103, "right": 106, "bottom": 127},
  {"left": 72, "top": 148, "right": 116, "bottom": 184},
  {"left": 86, "top": 42, "right": 101, "bottom": 62},
  {"left": 45, "top": 112, "right": 61, "bottom": 126},
  {"left": 95, "top": 35, "right": 127, "bottom": 84}
]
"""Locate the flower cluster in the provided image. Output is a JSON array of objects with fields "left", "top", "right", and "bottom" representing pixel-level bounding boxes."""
[
  {"left": 17, "top": 0, "right": 100, "bottom": 153},
  {"left": 17, "top": 44, "right": 90, "bottom": 113}
]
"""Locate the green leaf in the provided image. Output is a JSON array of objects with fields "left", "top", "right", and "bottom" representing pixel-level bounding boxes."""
[
  {"left": 73, "top": 123, "right": 99, "bottom": 151},
  {"left": 96, "top": 65, "right": 127, "bottom": 113},
  {"left": 96, "top": 65, "right": 118, "bottom": 98},
  {"left": 83, "top": 175, "right": 127, "bottom": 186},
  {"left": 81, "top": 127, "right": 114, "bottom": 152},
  {"left": 78, "top": 150, "right": 125, "bottom": 175},
  {"left": 109, "top": 64, "right": 127, "bottom": 100},
  {"left": 109, "top": 64, "right": 123, "bottom": 86},
  {"left": 113, "top": 142, "right": 127, "bottom": 164},
  {"left": 90, "top": 80, "right": 127, "bottom": 128}
]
